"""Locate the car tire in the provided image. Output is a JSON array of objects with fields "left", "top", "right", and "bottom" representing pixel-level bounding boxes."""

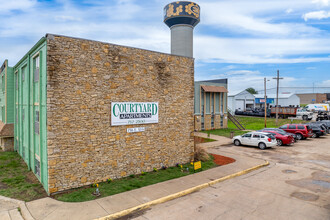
[
  {"left": 303, "top": 115, "right": 308, "bottom": 120},
  {"left": 296, "top": 133, "right": 303, "bottom": 140},
  {"left": 277, "top": 139, "right": 283, "bottom": 146},
  {"left": 234, "top": 140, "right": 241, "bottom": 146},
  {"left": 258, "top": 142, "right": 266, "bottom": 150},
  {"left": 311, "top": 133, "right": 316, "bottom": 138}
]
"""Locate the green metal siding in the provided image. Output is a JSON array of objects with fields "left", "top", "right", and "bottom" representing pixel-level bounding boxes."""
[
  {"left": 6, "top": 66, "right": 14, "bottom": 123},
  {"left": 14, "top": 38, "right": 48, "bottom": 193},
  {"left": 0, "top": 61, "right": 6, "bottom": 123},
  {"left": 0, "top": 60, "right": 14, "bottom": 124}
]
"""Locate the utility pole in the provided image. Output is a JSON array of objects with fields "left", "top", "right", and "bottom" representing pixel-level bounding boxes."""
[
  {"left": 273, "top": 70, "right": 283, "bottom": 126},
  {"left": 264, "top": 78, "right": 269, "bottom": 128}
]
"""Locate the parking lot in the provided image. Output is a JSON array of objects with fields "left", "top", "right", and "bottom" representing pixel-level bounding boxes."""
[{"left": 133, "top": 134, "right": 330, "bottom": 220}]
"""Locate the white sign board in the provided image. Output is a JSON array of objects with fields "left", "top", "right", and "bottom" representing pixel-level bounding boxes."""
[
  {"left": 111, "top": 102, "right": 158, "bottom": 126},
  {"left": 127, "top": 127, "right": 145, "bottom": 133}
]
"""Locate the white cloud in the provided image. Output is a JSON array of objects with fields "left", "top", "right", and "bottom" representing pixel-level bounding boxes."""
[
  {"left": 286, "top": 8, "right": 294, "bottom": 14},
  {"left": 226, "top": 74, "right": 299, "bottom": 95},
  {"left": 195, "top": 36, "right": 330, "bottom": 64},
  {"left": 303, "top": 10, "right": 330, "bottom": 21},
  {"left": 0, "top": 0, "right": 36, "bottom": 12},
  {"left": 316, "top": 79, "right": 330, "bottom": 86},
  {"left": 201, "top": 0, "right": 321, "bottom": 37},
  {"left": 55, "top": 15, "right": 81, "bottom": 22},
  {"left": 312, "top": 0, "right": 329, "bottom": 6}
]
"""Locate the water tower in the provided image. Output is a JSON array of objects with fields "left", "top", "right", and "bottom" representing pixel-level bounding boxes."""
[{"left": 164, "top": 1, "right": 200, "bottom": 58}]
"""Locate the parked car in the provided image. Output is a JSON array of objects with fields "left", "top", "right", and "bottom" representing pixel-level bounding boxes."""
[
  {"left": 305, "top": 123, "right": 326, "bottom": 138},
  {"left": 259, "top": 128, "right": 298, "bottom": 142},
  {"left": 316, "top": 111, "right": 330, "bottom": 121},
  {"left": 279, "top": 124, "right": 313, "bottom": 140},
  {"left": 315, "top": 120, "right": 330, "bottom": 134},
  {"left": 232, "top": 132, "right": 277, "bottom": 149},
  {"left": 259, "top": 129, "right": 295, "bottom": 146}
]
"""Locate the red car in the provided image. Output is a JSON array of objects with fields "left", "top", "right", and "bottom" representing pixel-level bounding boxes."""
[
  {"left": 279, "top": 124, "right": 313, "bottom": 140},
  {"left": 260, "top": 130, "right": 294, "bottom": 146}
]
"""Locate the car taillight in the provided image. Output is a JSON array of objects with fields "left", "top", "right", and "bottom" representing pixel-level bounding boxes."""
[{"left": 268, "top": 138, "right": 271, "bottom": 142}]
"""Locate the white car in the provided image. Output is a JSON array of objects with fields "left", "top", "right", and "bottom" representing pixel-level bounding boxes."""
[{"left": 232, "top": 132, "right": 277, "bottom": 149}]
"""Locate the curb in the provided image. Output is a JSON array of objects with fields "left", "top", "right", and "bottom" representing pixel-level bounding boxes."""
[
  {"left": 0, "top": 196, "right": 34, "bottom": 220},
  {"left": 96, "top": 161, "right": 270, "bottom": 220}
]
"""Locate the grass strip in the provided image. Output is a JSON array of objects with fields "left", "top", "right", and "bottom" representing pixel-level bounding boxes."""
[
  {"left": 54, "top": 156, "right": 217, "bottom": 202},
  {"left": 0, "top": 151, "right": 47, "bottom": 202}
]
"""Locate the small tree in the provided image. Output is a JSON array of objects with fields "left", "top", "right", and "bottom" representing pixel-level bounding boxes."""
[{"left": 246, "top": 87, "right": 258, "bottom": 94}]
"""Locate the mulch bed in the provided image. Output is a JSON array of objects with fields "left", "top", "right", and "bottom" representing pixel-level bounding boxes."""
[{"left": 211, "top": 154, "right": 236, "bottom": 166}]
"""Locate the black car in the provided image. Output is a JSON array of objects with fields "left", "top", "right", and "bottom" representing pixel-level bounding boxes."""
[
  {"left": 305, "top": 123, "right": 326, "bottom": 138},
  {"left": 258, "top": 128, "right": 298, "bottom": 142},
  {"left": 316, "top": 111, "right": 330, "bottom": 121},
  {"left": 314, "top": 121, "right": 330, "bottom": 134}
]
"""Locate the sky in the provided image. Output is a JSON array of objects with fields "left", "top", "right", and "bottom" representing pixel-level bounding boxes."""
[{"left": 1, "top": 0, "right": 330, "bottom": 94}]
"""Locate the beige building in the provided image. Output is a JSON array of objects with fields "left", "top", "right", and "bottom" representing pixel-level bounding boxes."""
[
  {"left": 296, "top": 93, "right": 327, "bottom": 105},
  {"left": 12, "top": 34, "right": 195, "bottom": 194}
]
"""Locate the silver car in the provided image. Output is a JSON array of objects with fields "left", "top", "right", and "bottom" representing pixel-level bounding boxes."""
[{"left": 232, "top": 132, "right": 277, "bottom": 149}]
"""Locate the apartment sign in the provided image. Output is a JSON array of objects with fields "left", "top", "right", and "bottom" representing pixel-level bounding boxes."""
[{"left": 111, "top": 102, "right": 158, "bottom": 126}]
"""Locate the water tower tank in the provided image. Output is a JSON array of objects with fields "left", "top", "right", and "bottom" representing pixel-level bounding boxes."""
[{"left": 164, "top": 1, "right": 200, "bottom": 58}]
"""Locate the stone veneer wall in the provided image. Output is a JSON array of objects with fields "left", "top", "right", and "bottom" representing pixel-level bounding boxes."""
[
  {"left": 214, "top": 115, "right": 221, "bottom": 129},
  {"left": 194, "top": 115, "right": 201, "bottom": 131},
  {"left": 46, "top": 35, "right": 195, "bottom": 193},
  {"left": 204, "top": 115, "right": 211, "bottom": 130},
  {"left": 0, "top": 138, "right": 14, "bottom": 151},
  {"left": 223, "top": 114, "right": 228, "bottom": 128}
]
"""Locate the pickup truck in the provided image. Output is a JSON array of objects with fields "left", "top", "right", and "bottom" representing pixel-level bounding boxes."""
[{"left": 296, "top": 108, "right": 313, "bottom": 120}]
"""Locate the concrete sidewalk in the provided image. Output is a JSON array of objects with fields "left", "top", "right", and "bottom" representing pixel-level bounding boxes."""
[
  {"left": 0, "top": 134, "right": 268, "bottom": 220},
  {"left": 194, "top": 132, "right": 233, "bottom": 148}
]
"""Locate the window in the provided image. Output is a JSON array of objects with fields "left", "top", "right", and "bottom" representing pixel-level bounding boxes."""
[
  {"left": 297, "top": 125, "right": 305, "bottom": 130},
  {"left": 243, "top": 134, "right": 252, "bottom": 138},
  {"left": 266, "top": 134, "right": 276, "bottom": 139},
  {"left": 288, "top": 125, "right": 296, "bottom": 129},
  {"left": 15, "top": 72, "right": 18, "bottom": 89},
  {"left": 261, "top": 135, "right": 265, "bottom": 138},
  {"left": 253, "top": 134, "right": 260, "bottom": 138},
  {"left": 35, "top": 111, "right": 39, "bottom": 134},
  {"left": 280, "top": 125, "right": 287, "bottom": 129},
  {"left": 35, "top": 158, "right": 40, "bottom": 177},
  {"left": 220, "top": 93, "right": 223, "bottom": 113},
  {"left": 34, "top": 55, "right": 40, "bottom": 82},
  {"left": 1, "top": 74, "right": 4, "bottom": 91}
]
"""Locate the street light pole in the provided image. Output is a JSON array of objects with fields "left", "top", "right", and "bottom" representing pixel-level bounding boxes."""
[
  {"left": 264, "top": 78, "right": 268, "bottom": 128},
  {"left": 273, "top": 70, "right": 283, "bottom": 126}
]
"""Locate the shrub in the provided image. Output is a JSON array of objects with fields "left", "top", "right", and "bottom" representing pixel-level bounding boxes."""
[{"left": 194, "top": 145, "right": 210, "bottom": 162}]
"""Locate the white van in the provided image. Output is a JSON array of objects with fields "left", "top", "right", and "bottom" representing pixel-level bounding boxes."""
[{"left": 305, "top": 104, "right": 329, "bottom": 112}]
